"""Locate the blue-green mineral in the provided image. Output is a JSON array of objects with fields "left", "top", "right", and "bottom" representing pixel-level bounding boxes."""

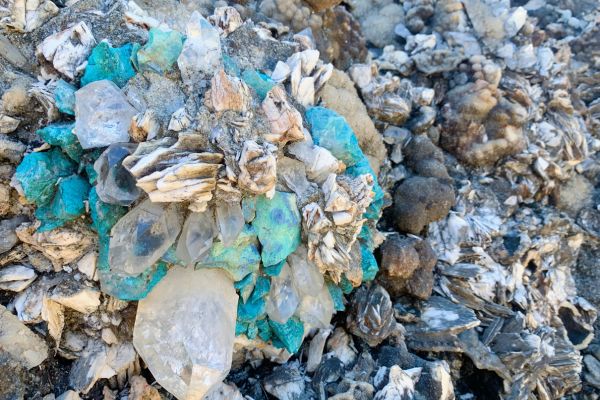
[
  {"left": 200, "top": 224, "right": 261, "bottom": 281},
  {"left": 133, "top": 28, "right": 185, "bottom": 74},
  {"left": 81, "top": 42, "right": 137, "bottom": 88},
  {"left": 15, "top": 148, "right": 76, "bottom": 206},
  {"left": 35, "top": 175, "right": 90, "bottom": 232},
  {"left": 305, "top": 106, "right": 384, "bottom": 219},
  {"left": 242, "top": 69, "right": 275, "bottom": 101},
  {"left": 252, "top": 191, "right": 301, "bottom": 267},
  {"left": 269, "top": 316, "right": 305, "bottom": 354},
  {"left": 36, "top": 123, "right": 83, "bottom": 162},
  {"left": 54, "top": 80, "right": 76, "bottom": 115},
  {"left": 360, "top": 243, "right": 379, "bottom": 282},
  {"left": 237, "top": 275, "right": 270, "bottom": 324}
]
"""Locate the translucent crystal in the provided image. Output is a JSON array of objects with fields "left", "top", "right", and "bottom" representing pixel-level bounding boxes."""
[
  {"left": 295, "top": 284, "right": 334, "bottom": 330},
  {"left": 74, "top": 80, "right": 137, "bottom": 149},
  {"left": 94, "top": 143, "right": 140, "bottom": 206},
  {"left": 177, "top": 11, "right": 221, "bottom": 86},
  {"left": 287, "top": 245, "right": 324, "bottom": 297},
  {"left": 215, "top": 201, "right": 244, "bottom": 246},
  {"left": 176, "top": 211, "right": 216, "bottom": 266},
  {"left": 134, "top": 268, "right": 238, "bottom": 400},
  {"left": 109, "top": 200, "right": 182, "bottom": 276},
  {"left": 266, "top": 263, "right": 300, "bottom": 323}
]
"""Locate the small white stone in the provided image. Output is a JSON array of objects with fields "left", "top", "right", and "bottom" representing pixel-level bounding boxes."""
[{"left": 76, "top": 252, "right": 97, "bottom": 281}]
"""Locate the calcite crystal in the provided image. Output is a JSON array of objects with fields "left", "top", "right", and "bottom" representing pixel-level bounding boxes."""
[
  {"left": 94, "top": 143, "right": 141, "bottom": 206},
  {"left": 134, "top": 268, "right": 238, "bottom": 400},
  {"left": 74, "top": 80, "right": 137, "bottom": 149}
]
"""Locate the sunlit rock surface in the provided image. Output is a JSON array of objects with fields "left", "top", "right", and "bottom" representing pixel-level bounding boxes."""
[{"left": 133, "top": 268, "right": 238, "bottom": 400}]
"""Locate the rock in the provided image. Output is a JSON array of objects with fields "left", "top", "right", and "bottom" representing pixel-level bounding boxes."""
[
  {"left": 74, "top": 80, "right": 138, "bottom": 149},
  {"left": 36, "top": 123, "right": 83, "bottom": 162},
  {"left": 414, "top": 361, "right": 454, "bottom": 400},
  {"left": 0, "top": 215, "right": 27, "bottom": 254},
  {"left": 347, "top": 284, "right": 397, "bottom": 347},
  {"left": 215, "top": 201, "right": 245, "bottom": 246},
  {"left": 252, "top": 191, "right": 301, "bottom": 267},
  {"left": 134, "top": 28, "right": 185, "bottom": 74},
  {"left": 129, "top": 375, "right": 161, "bottom": 400},
  {"left": 0, "top": 114, "right": 20, "bottom": 134},
  {"left": 178, "top": 12, "right": 222, "bottom": 86},
  {"left": 54, "top": 80, "right": 76, "bottom": 116},
  {"left": 49, "top": 280, "right": 101, "bottom": 314},
  {"left": 377, "top": 235, "right": 437, "bottom": 300},
  {"left": 134, "top": 268, "right": 238, "bottom": 400},
  {"left": 0, "top": 353, "right": 27, "bottom": 399},
  {"left": 203, "top": 382, "right": 245, "bottom": 400},
  {"left": 109, "top": 200, "right": 182, "bottom": 276},
  {"left": 411, "top": 296, "right": 480, "bottom": 334},
  {"left": 94, "top": 143, "right": 141, "bottom": 206},
  {"left": 394, "top": 176, "right": 455, "bottom": 235},
  {"left": 264, "top": 364, "right": 305, "bottom": 400},
  {"left": 0, "top": 265, "right": 36, "bottom": 292},
  {"left": 373, "top": 365, "right": 421, "bottom": 400},
  {"left": 81, "top": 42, "right": 137, "bottom": 88},
  {"left": 319, "top": 69, "right": 387, "bottom": 173},
  {"left": 56, "top": 390, "right": 81, "bottom": 400},
  {"left": 175, "top": 211, "right": 216, "bottom": 266},
  {"left": 266, "top": 262, "right": 300, "bottom": 324},
  {"left": 206, "top": 70, "right": 251, "bottom": 113},
  {"left": 69, "top": 341, "right": 137, "bottom": 394},
  {"left": 34, "top": 174, "right": 90, "bottom": 232},
  {"left": 0, "top": 304, "right": 48, "bottom": 369}
]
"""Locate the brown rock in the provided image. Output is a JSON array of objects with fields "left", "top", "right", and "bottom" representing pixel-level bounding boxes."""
[
  {"left": 304, "top": 0, "right": 343, "bottom": 12},
  {"left": 319, "top": 69, "right": 386, "bottom": 173},
  {"left": 129, "top": 375, "right": 161, "bottom": 400},
  {"left": 377, "top": 234, "right": 437, "bottom": 299}
]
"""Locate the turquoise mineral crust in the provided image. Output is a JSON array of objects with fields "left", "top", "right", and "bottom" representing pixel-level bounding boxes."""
[
  {"left": 35, "top": 175, "right": 90, "bottom": 232},
  {"left": 54, "top": 80, "right": 76, "bottom": 115},
  {"left": 36, "top": 123, "right": 83, "bottom": 162},
  {"left": 81, "top": 42, "right": 137, "bottom": 88},
  {"left": 252, "top": 191, "right": 301, "bottom": 267},
  {"left": 269, "top": 316, "right": 305, "bottom": 354},
  {"left": 242, "top": 69, "right": 275, "bottom": 101},
  {"left": 133, "top": 28, "right": 185, "bottom": 74}
]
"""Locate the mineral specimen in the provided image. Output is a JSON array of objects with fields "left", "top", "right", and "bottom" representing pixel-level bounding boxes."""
[
  {"left": 74, "top": 80, "right": 138, "bottom": 149},
  {"left": 94, "top": 143, "right": 141, "bottom": 206},
  {"left": 134, "top": 268, "right": 238, "bottom": 400}
]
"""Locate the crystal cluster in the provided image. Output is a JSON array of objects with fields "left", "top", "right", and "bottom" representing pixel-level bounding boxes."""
[{"left": 13, "top": 8, "right": 385, "bottom": 399}]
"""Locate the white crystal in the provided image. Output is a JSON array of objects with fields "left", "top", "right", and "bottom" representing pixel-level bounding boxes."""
[
  {"left": 295, "top": 284, "right": 334, "bottom": 330},
  {"left": 175, "top": 211, "right": 216, "bottom": 266},
  {"left": 74, "top": 80, "right": 138, "bottom": 149},
  {"left": 109, "top": 200, "right": 182, "bottom": 276},
  {"left": 134, "top": 268, "right": 238, "bottom": 400},
  {"left": 215, "top": 201, "right": 244, "bottom": 246},
  {"left": 177, "top": 11, "right": 222, "bottom": 86},
  {"left": 266, "top": 263, "right": 300, "bottom": 324},
  {"left": 287, "top": 245, "right": 323, "bottom": 297}
]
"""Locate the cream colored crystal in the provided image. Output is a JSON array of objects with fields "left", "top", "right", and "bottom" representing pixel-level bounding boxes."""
[{"left": 261, "top": 86, "right": 304, "bottom": 144}]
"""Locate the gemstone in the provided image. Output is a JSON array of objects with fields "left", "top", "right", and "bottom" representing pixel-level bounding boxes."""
[
  {"left": 177, "top": 11, "right": 221, "bottom": 86},
  {"left": 134, "top": 28, "right": 185, "bottom": 74},
  {"left": 74, "top": 80, "right": 137, "bottom": 149},
  {"left": 36, "top": 123, "right": 83, "bottom": 162},
  {"left": 54, "top": 79, "right": 76, "bottom": 115},
  {"left": 175, "top": 211, "right": 216, "bottom": 266},
  {"left": 266, "top": 262, "right": 300, "bottom": 324},
  {"left": 94, "top": 143, "right": 140, "bottom": 206},
  {"left": 134, "top": 267, "right": 238, "bottom": 400},
  {"left": 81, "top": 42, "right": 136, "bottom": 88},
  {"left": 215, "top": 201, "right": 244, "bottom": 246},
  {"left": 109, "top": 200, "right": 182, "bottom": 276}
]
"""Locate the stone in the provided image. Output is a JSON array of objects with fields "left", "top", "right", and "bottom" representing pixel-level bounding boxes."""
[
  {"left": 0, "top": 304, "right": 48, "bottom": 369},
  {"left": 175, "top": 211, "right": 216, "bottom": 267},
  {"left": 242, "top": 69, "right": 275, "bottom": 101},
  {"left": 36, "top": 123, "right": 83, "bottom": 162},
  {"left": 177, "top": 11, "right": 222, "bottom": 86},
  {"left": 35, "top": 174, "right": 91, "bottom": 232},
  {"left": 269, "top": 316, "right": 305, "bottom": 354},
  {"left": 109, "top": 200, "right": 183, "bottom": 276},
  {"left": 74, "top": 80, "right": 138, "bottom": 149},
  {"left": 264, "top": 364, "right": 305, "bottom": 400},
  {"left": 266, "top": 262, "right": 300, "bottom": 323},
  {"left": 15, "top": 148, "right": 76, "bottom": 206},
  {"left": 373, "top": 366, "right": 421, "bottom": 400},
  {"left": 81, "top": 42, "right": 137, "bottom": 88},
  {"left": 134, "top": 268, "right": 238, "bottom": 400},
  {"left": 129, "top": 375, "right": 161, "bottom": 400},
  {"left": 252, "top": 191, "right": 301, "bottom": 267},
  {"left": 49, "top": 280, "right": 101, "bottom": 314},
  {"left": 215, "top": 201, "right": 245, "bottom": 246},
  {"left": 94, "top": 143, "right": 141, "bottom": 206},
  {"left": 54, "top": 80, "right": 76, "bottom": 115},
  {"left": 0, "top": 216, "right": 27, "bottom": 254},
  {"left": 411, "top": 296, "right": 480, "bottom": 334},
  {"left": 347, "top": 284, "right": 396, "bottom": 347},
  {"left": 296, "top": 284, "right": 335, "bottom": 329},
  {"left": 0, "top": 265, "right": 36, "bottom": 292},
  {"left": 56, "top": 390, "right": 81, "bottom": 400},
  {"left": 134, "top": 28, "right": 185, "bottom": 74},
  {"left": 202, "top": 224, "right": 261, "bottom": 281},
  {"left": 287, "top": 245, "right": 324, "bottom": 297}
]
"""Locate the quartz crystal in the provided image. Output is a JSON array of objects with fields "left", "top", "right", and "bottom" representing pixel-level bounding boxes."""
[
  {"left": 266, "top": 263, "right": 300, "bottom": 323},
  {"left": 134, "top": 268, "right": 238, "bottom": 400},
  {"left": 215, "top": 201, "right": 244, "bottom": 246},
  {"left": 296, "top": 284, "right": 334, "bottom": 329},
  {"left": 176, "top": 211, "right": 216, "bottom": 266},
  {"left": 177, "top": 11, "right": 221, "bottom": 86},
  {"left": 109, "top": 200, "right": 182, "bottom": 276},
  {"left": 74, "top": 80, "right": 137, "bottom": 149},
  {"left": 287, "top": 245, "right": 323, "bottom": 297},
  {"left": 94, "top": 143, "right": 140, "bottom": 206}
]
